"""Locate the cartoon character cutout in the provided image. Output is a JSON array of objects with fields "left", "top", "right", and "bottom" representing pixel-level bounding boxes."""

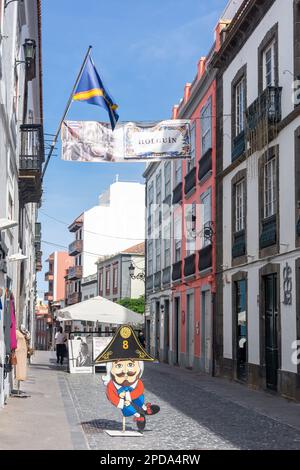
[{"left": 95, "top": 325, "right": 160, "bottom": 432}]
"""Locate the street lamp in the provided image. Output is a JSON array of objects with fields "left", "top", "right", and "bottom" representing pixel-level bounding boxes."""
[
  {"left": 15, "top": 39, "right": 36, "bottom": 68},
  {"left": 4, "top": 0, "right": 23, "bottom": 9},
  {"left": 128, "top": 262, "right": 145, "bottom": 282},
  {"left": 0, "top": 218, "right": 18, "bottom": 230}
]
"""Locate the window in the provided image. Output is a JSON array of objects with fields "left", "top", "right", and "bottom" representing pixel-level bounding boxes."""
[
  {"left": 264, "top": 157, "right": 276, "bottom": 218},
  {"left": 163, "top": 222, "right": 171, "bottom": 268},
  {"left": 113, "top": 264, "right": 118, "bottom": 291},
  {"left": 148, "top": 182, "right": 154, "bottom": 206},
  {"left": 76, "top": 229, "right": 82, "bottom": 241},
  {"left": 147, "top": 181, "right": 154, "bottom": 238},
  {"left": 0, "top": 1, "right": 3, "bottom": 32},
  {"left": 200, "top": 190, "right": 212, "bottom": 248},
  {"left": 187, "top": 122, "right": 196, "bottom": 173},
  {"left": 156, "top": 171, "right": 161, "bottom": 204},
  {"left": 164, "top": 161, "right": 171, "bottom": 198},
  {"left": 174, "top": 160, "right": 182, "bottom": 186},
  {"left": 148, "top": 240, "right": 153, "bottom": 275},
  {"left": 174, "top": 216, "right": 182, "bottom": 262},
  {"left": 155, "top": 238, "right": 161, "bottom": 272},
  {"left": 186, "top": 202, "right": 196, "bottom": 255},
  {"left": 105, "top": 268, "right": 110, "bottom": 292},
  {"left": 263, "top": 40, "right": 276, "bottom": 89},
  {"left": 75, "top": 255, "right": 81, "bottom": 266},
  {"left": 201, "top": 97, "right": 212, "bottom": 155},
  {"left": 235, "top": 78, "right": 246, "bottom": 136},
  {"left": 235, "top": 180, "right": 245, "bottom": 232},
  {"left": 8, "top": 193, "right": 13, "bottom": 220}
]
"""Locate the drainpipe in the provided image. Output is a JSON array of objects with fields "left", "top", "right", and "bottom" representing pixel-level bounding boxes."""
[{"left": 212, "top": 291, "right": 216, "bottom": 377}]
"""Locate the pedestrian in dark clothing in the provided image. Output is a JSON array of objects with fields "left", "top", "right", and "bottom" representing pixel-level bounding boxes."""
[
  {"left": 55, "top": 327, "right": 67, "bottom": 365},
  {"left": 138, "top": 331, "right": 146, "bottom": 348}
]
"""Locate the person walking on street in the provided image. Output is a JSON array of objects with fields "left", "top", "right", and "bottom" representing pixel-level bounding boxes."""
[{"left": 55, "top": 327, "right": 67, "bottom": 365}]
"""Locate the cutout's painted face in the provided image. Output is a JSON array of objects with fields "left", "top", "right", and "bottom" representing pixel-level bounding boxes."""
[{"left": 111, "top": 360, "right": 141, "bottom": 386}]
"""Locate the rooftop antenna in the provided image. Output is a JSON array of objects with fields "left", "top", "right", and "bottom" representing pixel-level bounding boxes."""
[{"left": 115, "top": 174, "right": 119, "bottom": 182}]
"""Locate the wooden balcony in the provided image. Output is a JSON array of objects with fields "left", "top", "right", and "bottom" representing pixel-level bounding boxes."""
[
  {"left": 36, "top": 250, "right": 42, "bottom": 272},
  {"left": 68, "top": 239, "right": 83, "bottom": 256},
  {"left": 172, "top": 260, "right": 182, "bottom": 282},
  {"left": 154, "top": 271, "right": 161, "bottom": 289},
  {"left": 184, "top": 253, "right": 196, "bottom": 277},
  {"left": 184, "top": 167, "right": 196, "bottom": 196},
  {"left": 198, "top": 244, "right": 212, "bottom": 272},
  {"left": 44, "top": 271, "right": 54, "bottom": 281},
  {"left": 146, "top": 275, "right": 153, "bottom": 292},
  {"left": 68, "top": 265, "right": 83, "bottom": 280},
  {"left": 172, "top": 182, "right": 182, "bottom": 205},
  {"left": 67, "top": 292, "right": 81, "bottom": 305},
  {"left": 162, "top": 266, "right": 171, "bottom": 286},
  {"left": 44, "top": 292, "right": 53, "bottom": 302},
  {"left": 19, "top": 124, "right": 44, "bottom": 204},
  {"left": 198, "top": 148, "right": 212, "bottom": 182}
]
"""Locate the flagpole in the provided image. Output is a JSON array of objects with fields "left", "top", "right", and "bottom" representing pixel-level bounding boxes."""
[{"left": 41, "top": 45, "right": 93, "bottom": 181}]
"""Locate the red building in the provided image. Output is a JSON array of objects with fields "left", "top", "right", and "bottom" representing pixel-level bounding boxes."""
[{"left": 144, "top": 20, "right": 228, "bottom": 372}]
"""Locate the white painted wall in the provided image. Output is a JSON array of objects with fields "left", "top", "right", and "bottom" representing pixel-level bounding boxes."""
[
  {"left": 223, "top": 0, "right": 295, "bottom": 170},
  {"left": 0, "top": 0, "right": 42, "bottom": 407},
  {"left": 130, "top": 255, "right": 145, "bottom": 298},
  {"left": 221, "top": 0, "right": 300, "bottom": 374},
  {"left": 82, "top": 182, "right": 145, "bottom": 277}
]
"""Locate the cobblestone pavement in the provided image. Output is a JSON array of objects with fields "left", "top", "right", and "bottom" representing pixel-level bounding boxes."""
[{"left": 61, "top": 362, "right": 300, "bottom": 450}]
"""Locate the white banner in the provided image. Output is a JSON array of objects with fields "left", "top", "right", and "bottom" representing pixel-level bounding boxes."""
[{"left": 61, "top": 120, "right": 191, "bottom": 162}]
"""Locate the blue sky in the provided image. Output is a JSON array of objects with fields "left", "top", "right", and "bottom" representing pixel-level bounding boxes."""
[{"left": 38, "top": 0, "right": 228, "bottom": 296}]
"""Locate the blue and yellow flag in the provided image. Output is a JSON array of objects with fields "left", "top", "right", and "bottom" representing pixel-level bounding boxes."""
[{"left": 73, "top": 56, "right": 119, "bottom": 130}]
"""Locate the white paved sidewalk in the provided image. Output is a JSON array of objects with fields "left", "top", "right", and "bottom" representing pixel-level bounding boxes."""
[{"left": 0, "top": 351, "right": 87, "bottom": 450}]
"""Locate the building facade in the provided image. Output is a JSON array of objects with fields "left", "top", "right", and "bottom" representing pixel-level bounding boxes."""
[
  {"left": 214, "top": 0, "right": 300, "bottom": 400},
  {"left": 144, "top": 2, "right": 241, "bottom": 370},
  {"left": 0, "top": 0, "right": 43, "bottom": 408},
  {"left": 35, "top": 299, "right": 50, "bottom": 350},
  {"left": 67, "top": 181, "right": 145, "bottom": 307},
  {"left": 96, "top": 242, "right": 145, "bottom": 302}
]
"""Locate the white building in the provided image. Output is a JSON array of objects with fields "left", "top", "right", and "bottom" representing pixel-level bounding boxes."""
[
  {"left": 214, "top": 0, "right": 300, "bottom": 400},
  {"left": 0, "top": 0, "right": 43, "bottom": 408},
  {"left": 66, "top": 181, "right": 145, "bottom": 306}
]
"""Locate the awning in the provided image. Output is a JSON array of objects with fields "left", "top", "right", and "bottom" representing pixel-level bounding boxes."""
[{"left": 57, "top": 296, "right": 144, "bottom": 325}]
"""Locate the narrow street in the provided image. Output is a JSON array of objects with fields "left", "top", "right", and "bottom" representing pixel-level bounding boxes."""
[{"left": 0, "top": 351, "right": 300, "bottom": 450}]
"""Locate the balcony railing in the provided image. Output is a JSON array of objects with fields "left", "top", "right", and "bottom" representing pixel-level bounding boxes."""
[
  {"left": 35, "top": 222, "right": 41, "bottom": 245},
  {"left": 184, "top": 167, "right": 196, "bottom": 196},
  {"left": 19, "top": 124, "right": 44, "bottom": 204},
  {"left": 146, "top": 275, "right": 154, "bottom": 292},
  {"left": 184, "top": 253, "right": 196, "bottom": 277},
  {"left": 67, "top": 292, "right": 81, "bottom": 305},
  {"left": 246, "top": 86, "right": 282, "bottom": 131},
  {"left": 198, "top": 244, "right": 212, "bottom": 272},
  {"left": 172, "top": 260, "right": 182, "bottom": 282},
  {"left": 44, "top": 292, "right": 53, "bottom": 302},
  {"left": 44, "top": 271, "right": 54, "bottom": 281},
  {"left": 260, "top": 215, "right": 277, "bottom": 249},
  {"left": 68, "top": 265, "right": 83, "bottom": 280},
  {"left": 232, "top": 130, "right": 245, "bottom": 162},
  {"left": 172, "top": 182, "right": 182, "bottom": 205},
  {"left": 154, "top": 271, "right": 161, "bottom": 289},
  {"left": 198, "top": 148, "right": 212, "bottom": 182},
  {"left": 36, "top": 250, "right": 42, "bottom": 272},
  {"left": 232, "top": 230, "right": 246, "bottom": 259},
  {"left": 68, "top": 239, "right": 83, "bottom": 256},
  {"left": 162, "top": 266, "right": 171, "bottom": 286}
]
